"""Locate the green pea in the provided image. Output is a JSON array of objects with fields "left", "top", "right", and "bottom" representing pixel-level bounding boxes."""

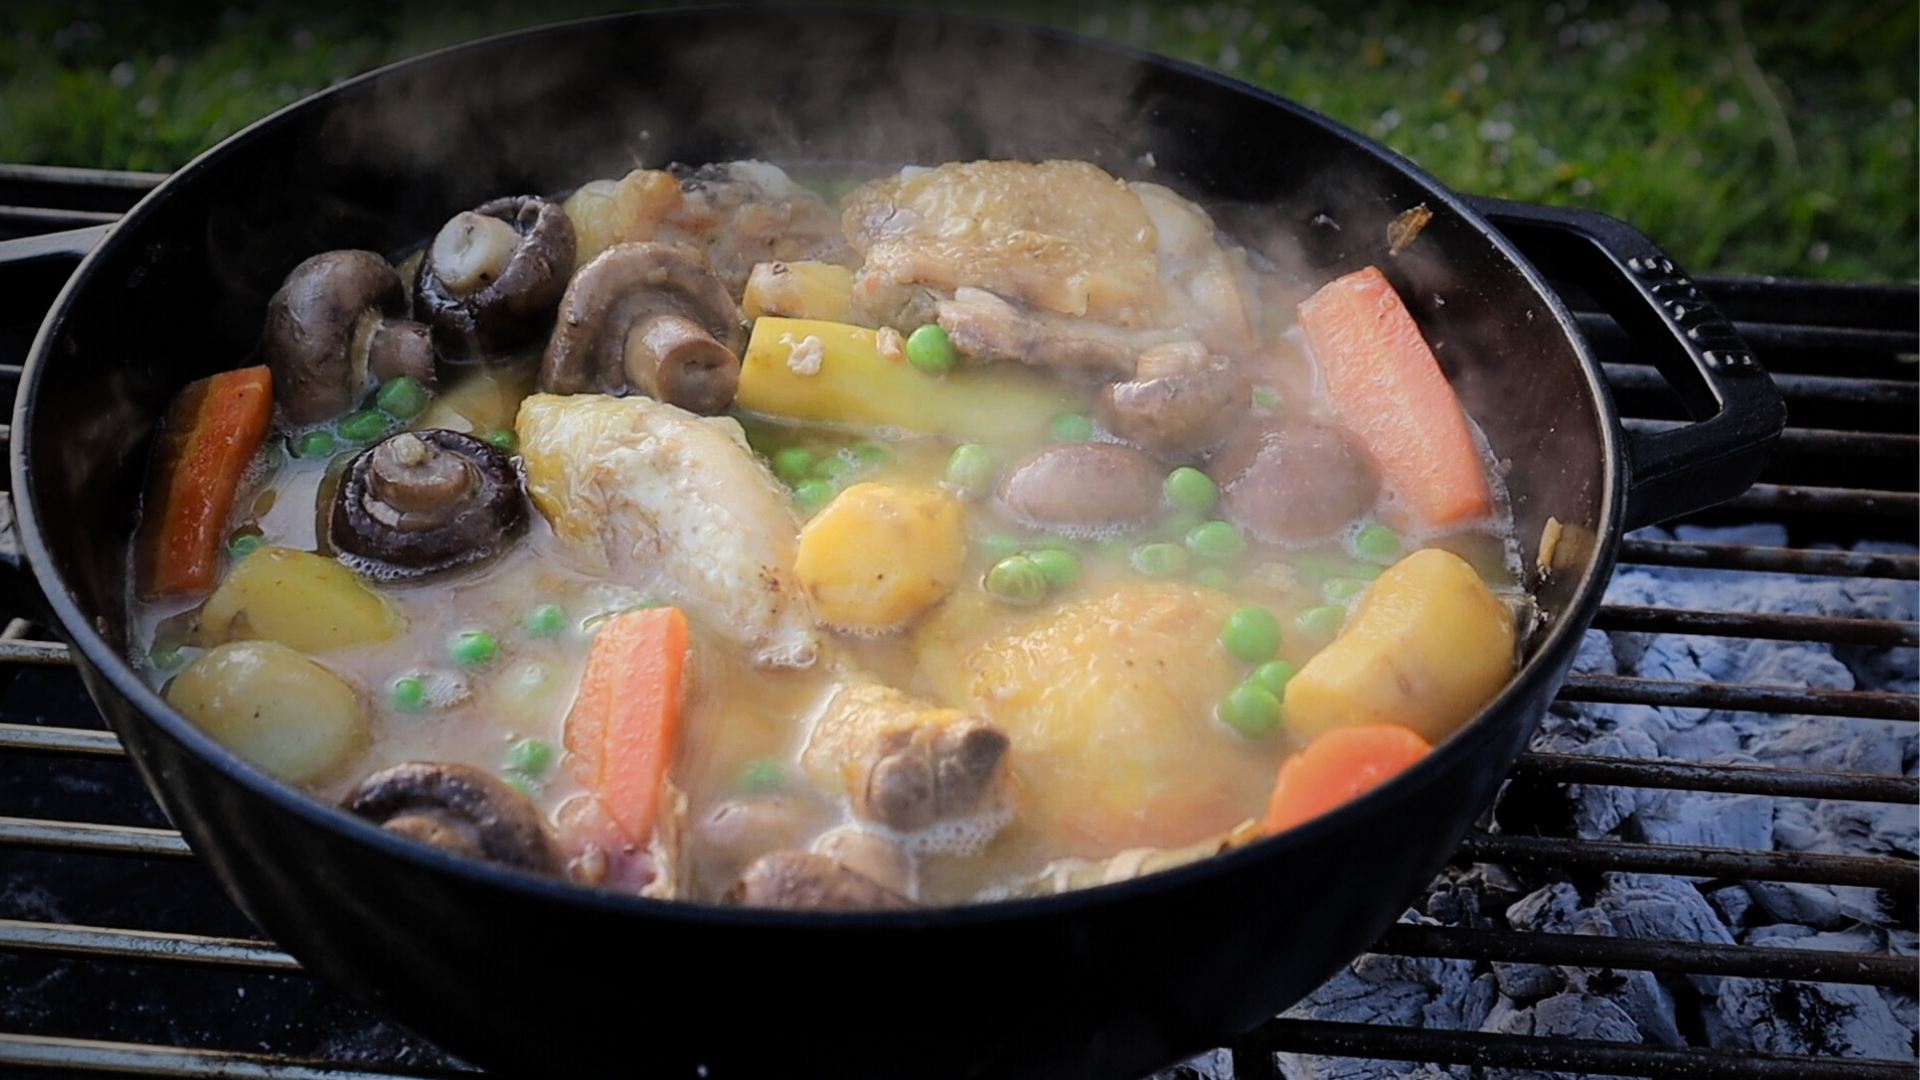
[
  {"left": 1349, "top": 562, "right": 1385, "bottom": 581},
  {"left": 1185, "top": 519, "right": 1245, "bottom": 560},
  {"left": 1292, "top": 551, "right": 1349, "bottom": 583},
  {"left": 1322, "top": 576, "right": 1368, "bottom": 602},
  {"left": 740, "top": 758, "right": 786, "bottom": 794},
  {"left": 1163, "top": 466, "right": 1217, "bottom": 512},
  {"left": 503, "top": 771, "right": 537, "bottom": 797},
  {"left": 1027, "top": 546, "right": 1081, "bottom": 589},
  {"left": 848, "top": 440, "right": 893, "bottom": 466},
  {"left": 1161, "top": 510, "right": 1205, "bottom": 541},
  {"left": 1296, "top": 604, "right": 1347, "bottom": 640},
  {"left": 375, "top": 376, "right": 430, "bottom": 419},
  {"left": 447, "top": 629, "right": 499, "bottom": 667},
  {"left": 792, "top": 478, "right": 836, "bottom": 513},
  {"left": 1049, "top": 411, "right": 1096, "bottom": 442},
  {"left": 1194, "top": 565, "right": 1232, "bottom": 590},
  {"left": 1220, "top": 605, "right": 1282, "bottom": 663},
  {"left": 812, "top": 451, "right": 858, "bottom": 482},
  {"left": 522, "top": 603, "right": 566, "bottom": 638},
  {"left": 906, "top": 323, "right": 956, "bottom": 374},
  {"left": 1251, "top": 386, "right": 1281, "bottom": 411},
  {"left": 1251, "top": 659, "right": 1300, "bottom": 697},
  {"left": 977, "top": 531, "right": 1029, "bottom": 561},
  {"left": 227, "top": 533, "right": 263, "bottom": 558},
  {"left": 483, "top": 428, "right": 517, "bottom": 453},
  {"left": 149, "top": 644, "right": 186, "bottom": 671},
  {"left": 506, "top": 736, "right": 554, "bottom": 777},
  {"left": 1354, "top": 523, "right": 1401, "bottom": 563},
  {"left": 772, "top": 446, "right": 816, "bottom": 483},
  {"left": 944, "top": 443, "right": 999, "bottom": 494},
  {"left": 1131, "top": 541, "right": 1189, "bottom": 577},
  {"left": 1219, "top": 681, "right": 1283, "bottom": 739},
  {"left": 390, "top": 675, "right": 426, "bottom": 712},
  {"left": 985, "top": 555, "right": 1049, "bottom": 605},
  {"left": 295, "top": 430, "right": 336, "bottom": 458},
  {"left": 337, "top": 409, "right": 390, "bottom": 444}
]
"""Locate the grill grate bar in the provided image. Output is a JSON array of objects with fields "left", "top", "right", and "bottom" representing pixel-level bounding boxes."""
[
  {"left": 1590, "top": 605, "right": 1918, "bottom": 647},
  {"left": 1616, "top": 538, "right": 1919, "bottom": 580},
  {"left": 0, "top": 637, "right": 72, "bottom": 665},
  {"left": 0, "top": 1033, "right": 472, "bottom": 1080},
  {"left": 0, "top": 917, "right": 299, "bottom": 972},
  {"left": 0, "top": 722, "right": 124, "bottom": 757},
  {"left": 0, "top": 816, "right": 193, "bottom": 859},
  {"left": 1457, "top": 834, "right": 1917, "bottom": 892},
  {"left": 1723, "top": 484, "right": 1918, "bottom": 518},
  {"left": 1509, "top": 751, "right": 1918, "bottom": 803},
  {"left": 1557, "top": 674, "right": 1917, "bottom": 720},
  {"left": 1371, "top": 924, "right": 1916, "bottom": 988},
  {"left": 1233, "top": 1019, "right": 1915, "bottom": 1080}
]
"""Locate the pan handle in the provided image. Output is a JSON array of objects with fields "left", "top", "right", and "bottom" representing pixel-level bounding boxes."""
[
  {"left": 0, "top": 223, "right": 113, "bottom": 266},
  {"left": 1464, "top": 195, "right": 1787, "bottom": 531}
]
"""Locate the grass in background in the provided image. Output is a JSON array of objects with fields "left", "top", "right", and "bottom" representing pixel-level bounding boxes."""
[{"left": 0, "top": 0, "right": 1911, "bottom": 281}]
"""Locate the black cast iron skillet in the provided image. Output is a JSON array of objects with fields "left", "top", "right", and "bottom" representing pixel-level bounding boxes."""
[{"left": 2, "top": 9, "right": 1783, "bottom": 1079}]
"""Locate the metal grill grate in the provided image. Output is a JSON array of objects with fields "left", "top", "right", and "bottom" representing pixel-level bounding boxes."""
[{"left": 0, "top": 165, "right": 1914, "bottom": 1080}]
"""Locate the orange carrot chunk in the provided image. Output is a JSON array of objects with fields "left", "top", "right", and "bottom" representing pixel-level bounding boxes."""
[
  {"left": 1263, "top": 723, "right": 1432, "bottom": 834},
  {"left": 565, "top": 606, "right": 690, "bottom": 846},
  {"left": 134, "top": 365, "right": 274, "bottom": 597},
  {"left": 1297, "top": 266, "right": 1492, "bottom": 529}
]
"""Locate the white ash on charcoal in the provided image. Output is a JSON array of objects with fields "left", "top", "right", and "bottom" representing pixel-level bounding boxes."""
[{"left": 1255, "top": 524, "right": 1917, "bottom": 1079}]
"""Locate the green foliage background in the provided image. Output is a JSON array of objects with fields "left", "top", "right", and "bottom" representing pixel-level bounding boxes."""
[{"left": 1, "top": 1, "right": 1912, "bottom": 281}]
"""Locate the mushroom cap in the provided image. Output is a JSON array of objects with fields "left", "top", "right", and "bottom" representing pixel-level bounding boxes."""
[
  {"left": 330, "top": 428, "right": 529, "bottom": 581},
  {"left": 415, "top": 195, "right": 577, "bottom": 360},
  {"left": 1212, "top": 414, "right": 1381, "bottom": 542},
  {"left": 343, "top": 761, "right": 561, "bottom": 874},
  {"left": 1096, "top": 340, "right": 1250, "bottom": 459},
  {"left": 263, "top": 250, "right": 407, "bottom": 425},
  {"left": 537, "top": 241, "right": 745, "bottom": 408}
]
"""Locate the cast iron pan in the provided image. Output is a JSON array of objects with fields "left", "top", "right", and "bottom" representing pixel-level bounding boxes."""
[{"left": 1, "top": 9, "right": 1782, "bottom": 1079}]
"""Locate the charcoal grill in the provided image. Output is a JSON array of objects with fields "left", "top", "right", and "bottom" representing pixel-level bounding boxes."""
[{"left": 0, "top": 162, "right": 1912, "bottom": 1080}]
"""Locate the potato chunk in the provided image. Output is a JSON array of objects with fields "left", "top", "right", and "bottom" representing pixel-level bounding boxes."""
[
  {"left": 1283, "top": 547, "right": 1517, "bottom": 743},
  {"left": 197, "top": 546, "right": 402, "bottom": 653},
  {"left": 166, "top": 640, "right": 367, "bottom": 783},
  {"left": 796, "top": 483, "right": 965, "bottom": 632}
]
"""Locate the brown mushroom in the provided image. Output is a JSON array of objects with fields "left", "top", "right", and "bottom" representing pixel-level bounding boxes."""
[
  {"left": 1096, "top": 340, "right": 1250, "bottom": 458},
  {"left": 262, "top": 250, "right": 436, "bottom": 425},
  {"left": 414, "top": 195, "right": 576, "bottom": 360},
  {"left": 330, "top": 429, "right": 528, "bottom": 580},
  {"left": 996, "top": 441, "right": 1164, "bottom": 534},
  {"left": 725, "top": 850, "right": 914, "bottom": 911},
  {"left": 1212, "top": 415, "right": 1382, "bottom": 542},
  {"left": 537, "top": 242, "right": 745, "bottom": 414},
  {"left": 343, "top": 761, "right": 561, "bottom": 874},
  {"left": 861, "top": 716, "right": 1011, "bottom": 833}
]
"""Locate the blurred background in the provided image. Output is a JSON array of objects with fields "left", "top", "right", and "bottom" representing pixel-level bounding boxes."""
[{"left": 0, "top": 0, "right": 1912, "bottom": 282}]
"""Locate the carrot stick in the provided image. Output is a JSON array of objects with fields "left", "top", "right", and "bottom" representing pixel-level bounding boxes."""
[
  {"left": 565, "top": 606, "right": 690, "bottom": 846},
  {"left": 1263, "top": 724, "right": 1432, "bottom": 834},
  {"left": 1297, "top": 266, "right": 1492, "bottom": 529},
  {"left": 135, "top": 365, "right": 273, "bottom": 597}
]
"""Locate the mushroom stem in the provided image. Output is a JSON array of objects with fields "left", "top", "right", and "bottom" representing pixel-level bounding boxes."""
[
  {"left": 365, "top": 319, "right": 436, "bottom": 387},
  {"left": 624, "top": 313, "right": 742, "bottom": 416},
  {"left": 430, "top": 211, "right": 522, "bottom": 295}
]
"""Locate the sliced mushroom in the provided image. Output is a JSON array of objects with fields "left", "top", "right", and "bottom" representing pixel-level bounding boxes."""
[
  {"left": 538, "top": 242, "right": 745, "bottom": 414},
  {"left": 262, "top": 250, "right": 436, "bottom": 425},
  {"left": 1212, "top": 415, "right": 1382, "bottom": 543},
  {"left": 996, "top": 441, "right": 1164, "bottom": 533},
  {"left": 343, "top": 761, "right": 561, "bottom": 874},
  {"left": 415, "top": 195, "right": 576, "bottom": 360},
  {"left": 725, "top": 850, "right": 914, "bottom": 911},
  {"left": 1096, "top": 340, "right": 1250, "bottom": 458},
  {"left": 330, "top": 428, "right": 529, "bottom": 580}
]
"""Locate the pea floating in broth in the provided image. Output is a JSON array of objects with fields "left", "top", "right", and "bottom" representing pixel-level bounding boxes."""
[{"left": 128, "top": 156, "right": 1525, "bottom": 911}]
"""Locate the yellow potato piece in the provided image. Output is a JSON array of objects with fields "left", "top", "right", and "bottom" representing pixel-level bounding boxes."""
[
  {"left": 198, "top": 546, "right": 403, "bottom": 654},
  {"left": 1284, "top": 547, "right": 1516, "bottom": 744},
  {"left": 166, "top": 640, "right": 367, "bottom": 784},
  {"left": 796, "top": 483, "right": 965, "bottom": 632}
]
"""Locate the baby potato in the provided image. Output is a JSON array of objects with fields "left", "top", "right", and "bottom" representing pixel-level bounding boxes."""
[
  {"left": 198, "top": 546, "right": 402, "bottom": 653},
  {"left": 795, "top": 482, "right": 965, "bottom": 632},
  {"left": 1283, "top": 547, "right": 1517, "bottom": 744},
  {"left": 166, "top": 640, "right": 368, "bottom": 783}
]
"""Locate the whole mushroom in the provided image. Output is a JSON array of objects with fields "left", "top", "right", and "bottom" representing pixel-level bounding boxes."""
[
  {"left": 343, "top": 761, "right": 561, "bottom": 874},
  {"left": 1212, "top": 415, "right": 1382, "bottom": 543},
  {"left": 330, "top": 428, "right": 528, "bottom": 580},
  {"left": 537, "top": 241, "right": 746, "bottom": 415},
  {"left": 414, "top": 195, "right": 577, "bottom": 360},
  {"left": 262, "top": 251, "right": 436, "bottom": 426}
]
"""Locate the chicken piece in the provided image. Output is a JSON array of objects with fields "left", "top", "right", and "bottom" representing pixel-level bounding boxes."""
[
  {"left": 1129, "top": 181, "right": 1261, "bottom": 355},
  {"left": 801, "top": 681, "right": 1012, "bottom": 838},
  {"left": 515, "top": 393, "right": 818, "bottom": 668},
  {"left": 933, "top": 287, "right": 1170, "bottom": 376},
  {"left": 843, "top": 160, "right": 1165, "bottom": 326}
]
